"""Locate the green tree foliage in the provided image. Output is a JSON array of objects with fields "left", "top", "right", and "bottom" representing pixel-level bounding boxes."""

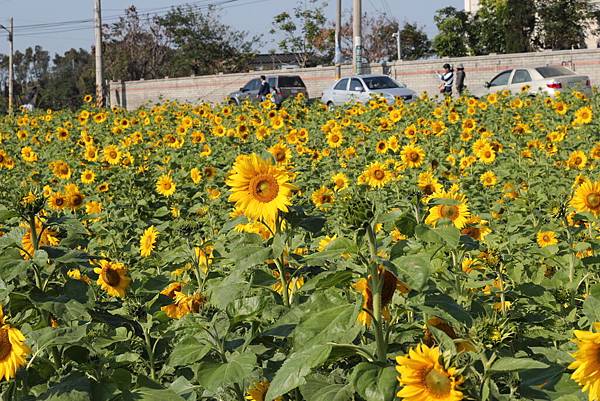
[
  {"left": 505, "top": 0, "right": 536, "bottom": 53},
  {"left": 270, "top": 0, "right": 329, "bottom": 67},
  {"left": 536, "top": 0, "right": 596, "bottom": 50},
  {"left": 104, "top": 6, "right": 173, "bottom": 81},
  {"left": 42, "top": 49, "right": 95, "bottom": 110},
  {"left": 399, "top": 22, "right": 431, "bottom": 61},
  {"left": 432, "top": 7, "right": 470, "bottom": 57},
  {"left": 157, "top": 5, "right": 258, "bottom": 76}
]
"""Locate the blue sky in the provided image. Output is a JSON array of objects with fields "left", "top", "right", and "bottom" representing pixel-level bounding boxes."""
[{"left": 0, "top": 0, "right": 463, "bottom": 56}]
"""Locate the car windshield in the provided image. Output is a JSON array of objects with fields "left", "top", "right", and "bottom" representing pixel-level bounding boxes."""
[
  {"left": 536, "top": 66, "right": 574, "bottom": 78},
  {"left": 278, "top": 76, "right": 305, "bottom": 87},
  {"left": 362, "top": 76, "right": 400, "bottom": 90}
]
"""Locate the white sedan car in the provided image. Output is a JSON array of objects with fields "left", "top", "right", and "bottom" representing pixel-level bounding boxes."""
[
  {"left": 480, "top": 66, "right": 591, "bottom": 97},
  {"left": 321, "top": 74, "right": 417, "bottom": 107}
]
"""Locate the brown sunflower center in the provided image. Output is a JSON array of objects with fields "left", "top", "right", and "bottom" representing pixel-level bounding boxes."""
[
  {"left": 586, "top": 192, "right": 600, "bottom": 208},
  {"left": 335, "top": 179, "right": 345, "bottom": 188},
  {"left": 574, "top": 157, "right": 582, "bottom": 165},
  {"left": 55, "top": 197, "right": 64, "bottom": 206},
  {"left": 331, "top": 135, "right": 340, "bottom": 143},
  {"left": 0, "top": 328, "right": 12, "bottom": 361},
  {"left": 321, "top": 195, "right": 333, "bottom": 203},
  {"left": 249, "top": 174, "right": 279, "bottom": 203},
  {"left": 162, "top": 181, "right": 172, "bottom": 190},
  {"left": 102, "top": 267, "right": 121, "bottom": 287},
  {"left": 424, "top": 367, "right": 452, "bottom": 396},
  {"left": 374, "top": 169, "right": 385, "bottom": 180},
  {"left": 378, "top": 142, "right": 386, "bottom": 149},
  {"left": 542, "top": 235, "right": 550, "bottom": 242},
  {"left": 109, "top": 151, "right": 117, "bottom": 159},
  {"left": 423, "top": 184, "right": 435, "bottom": 196},
  {"left": 440, "top": 205, "right": 459, "bottom": 220},
  {"left": 71, "top": 194, "right": 83, "bottom": 207},
  {"left": 409, "top": 152, "right": 420, "bottom": 162},
  {"left": 275, "top": 151, "right": 286, "bottom": 162}
]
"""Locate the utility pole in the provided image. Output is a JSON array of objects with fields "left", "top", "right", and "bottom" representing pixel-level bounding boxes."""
[
  {"left": 0, "top": 18, "right": 14, "bottom": 114},
  {"left": 334, "top": 0, "right": 342, "bottom": 78},
  {"left": 94, "top": 0, "right": 104, "bottom": 107},
  {"left": 352, "top": 0, "right": 362, "bottom": 74},
  {"left": 393, "top": 30, "right": 401, "bottom": 61}
]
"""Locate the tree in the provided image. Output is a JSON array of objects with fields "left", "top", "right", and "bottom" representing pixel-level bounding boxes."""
[
  {"left": 505, "top": 0, "right": 536, "bottom": 53},
  {"left": 270, "top": 0, "right": 329, "bottom": 67},
  {"left": 467, "top": 0, "right": 509, "bottom": 55},
  {"left": 41, "top": 49, "right": 95, "bottom": 109},
  {"left": 157, "top": 5, "right": 258, "bottom": 76},
  {"left": 432, "top": 7, "right": 470, "bottom": 57},
  {"left": 104, "top": 6, "right": 173, "bottom": 81},
  {"left": 536, "top": 0, "right": 595, "bottom": 49},
  {"left": 399, "top": 22, "right": 431, "bottom": 61}
]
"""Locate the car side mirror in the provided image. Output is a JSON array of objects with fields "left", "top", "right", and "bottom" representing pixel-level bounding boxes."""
[{"left": 484, "top": 82, "right": 491, "bottom": 89}]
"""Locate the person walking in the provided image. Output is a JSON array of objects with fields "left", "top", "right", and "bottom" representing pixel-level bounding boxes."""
[
  {"left": 455, "top": 64, "right": 466, "bottom": 96},
  {"left": 257, "top": 75, "right": 271, "bottom": 101},
  {"left": 436, "top": 63, "right": 454, "bottom": 96}
]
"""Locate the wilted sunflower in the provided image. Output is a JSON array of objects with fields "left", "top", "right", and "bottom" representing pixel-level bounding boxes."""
[
  {"left": 569, "top": 323, "right": 600, "bottom": 401},
  {"left": 140, "top": 226, "right": 158, "bottom": 257},
  {"left": 94, "top": 260, "right": 131, "bottom": 298},
  {"left": 353, "top": 269, "right": 406, "bottom": 326},
  {"left": 571, "top": 180, "right": 600, "bottom": 217},
  {"left": 425, "top": 190, "right": 470, "bottom": 229},
  {"left": 20, "top": 217, "right": 59, "bottom": 258},
  {"left": 246, "top": 380, "right": 283, "bottom": 401},
  {"left": 161, "top": 286, "right": 204, "bottom": 319},
  {"left": 460, "top": 216, "right": 491, "bottom": 242},
  {"left": 401, "top": 144, "right": 426, "bottom": 168},
  {"left": 0, "top": 307, "right": 30, "bottom": 381},
  {"left": 190, "top": 168, "right": 202, "bottom": 184},
  {"left": 226, "top": 154, "right": 295, "bottom": 225},
  {"left": 156, "top": 174, "right": 176, "bottom": 197},
  {"left": 537, "top": 230, "right": 558, "bottom": 247},
  {"left": 396, "top": 344, "right": 463, "bottom": 401}
]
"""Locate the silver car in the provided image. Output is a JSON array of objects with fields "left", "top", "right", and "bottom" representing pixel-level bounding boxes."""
[
  {"left": 321, "top": 74, "right": 417, "bottom": 108},
  {"left": 481, "top": 66, "right": 591, "bottom": 97}
]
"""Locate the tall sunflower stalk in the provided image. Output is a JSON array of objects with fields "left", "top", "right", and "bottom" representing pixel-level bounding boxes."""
[{"left": 365, "top": 223, "right": 388, "bottom": 362}]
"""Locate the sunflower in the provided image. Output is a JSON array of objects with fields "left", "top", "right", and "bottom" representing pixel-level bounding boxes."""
[
  {"left": 376, "top": 140, "right": 388, "bottom": 154},
  {"left": 268, "top": 143, "right": 292, "bottom": 165},
  {"left": 327, "top": 128, "right": 344, "bottom": 148},
  {"left": 0, "top": 308, "right": 30, "bottom": 381},
  {"left": 103, "top": 145, "right": 121, "bottom": 165},
  {"left": 331, "top": 172, "right": 349, "bottom": 191},
  {"left": 311, "top": 186, "right": 335, "bottom": 210},
  {"left": 20, "top": 217, "right": 59, "bottom": 259},
  {"left": 48, "top": 192, "right": 67, "bottom": 211},
  {"left": 188, "top": 168, "right": 202, "bottom": 184},
  {"left": 226, "top": 154, "right": 295, "bottom": 225},
  {"left": 94, "top": 260, "right": 131, "bottom": 298},
  {"left": 401, "top": 145, "right": 426, "bottom": 168},
  {"left": 569, "top": 323, "right": 600, "bottom": 401},
  {"left": 51, "top": 160, "right": 71, "bottom": 180},
  {"left": 460, "top": 216, "right": 491, "bottom": 242},
  {"left": 537, "top": 231, "right": 558, "bottom": 247},
  {"left": 161, "top": 289, "right": 204, "bottom": 319},
  {"left": 425, "top": 190, "right": 470, "bottom": 229},
  {"left": 353, "top": 269, "right": 404, "bottom": 326},
  {"left": 140, "top": 226, "right": 158, "bottom": 257},
  {"left": 246, "top": 380, "right": 283, "bottom": 401},
  {"left": 477, "top": 144, "right": 496, "bottom": 164},
  {"left": 80, "top": 169, "right": 96, "bottom": 184},
  {"left": 574, "top": 106, "right": 593, "bottom": 125},
  {"left": 156, "top": 174, "right": 176, "bottom": 197},
  {"left": 418, "top": 171, "right": 442, "bottom": 196},
  {"left": 64, "top": 184, "right": 85, "bottom": 210},
  {"left": 571, "top": 180, "right": 600, "bottom": 217},
  {"left": 359, "top": 162, "right": 394, "bottom": 188},
  {"left": 567, "top": 150, "right": 588, "bottom": 170},
  {"left": 20, "top": 146, "right": 38, "bottom": 162},
  {"left": 272, "top": 270, "right": 304, "bottom": 301},
  {"left": 479, "top": 171, "right": 497, "bottom": 187},
  {"left": 396, "top": 344, "right": 463, "bottom": 401}
]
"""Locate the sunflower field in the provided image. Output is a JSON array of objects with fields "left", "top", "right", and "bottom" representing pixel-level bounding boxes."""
[{"left": 0, "top": 89, "right": 599, "bottom": 401}]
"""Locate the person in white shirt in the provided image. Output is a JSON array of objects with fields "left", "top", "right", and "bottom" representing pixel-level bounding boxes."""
[{"left": 436, "top": 64, "right": 454, "bottom": 96}]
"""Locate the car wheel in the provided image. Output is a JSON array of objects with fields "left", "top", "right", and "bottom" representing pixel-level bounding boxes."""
[{"left": 327, "top": 102, "right": 335, "bottom": 111}]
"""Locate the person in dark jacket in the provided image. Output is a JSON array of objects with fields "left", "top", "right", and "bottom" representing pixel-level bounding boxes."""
[
  {"left": 257, "top": 75, "right": 270, "bottom": 101},
  {"left": 455, "top": 64, "right": 466, "bottom": 95}
]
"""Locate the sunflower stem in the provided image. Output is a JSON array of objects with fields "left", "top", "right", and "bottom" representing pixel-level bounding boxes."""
[
  {"left": 366, "top": 224, "right": 387, "bottom": 361},
  {"left": 143, "top": 327, "right": 156, "bottom": 380},
  {"left": 275, "top": 259, "right": 290, "bottom": 307}
]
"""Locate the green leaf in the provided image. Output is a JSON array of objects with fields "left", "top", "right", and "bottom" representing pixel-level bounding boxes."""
[
  {"left": 168, "top": 336, "right": 211, "bottom": 367},
  {"left": 196, "top": 352, "right": 256, "bottom": 391},
  {"left": 266, "top": 345, "right": 332, "bottom": 401},
  {"left": 227, "top": 245, "right": 271, "bottom": 268},
  {"left": 584, "top": 292, "right": 600, "bottom": 324},
  {"left": 350, "top": 363, "right": 398, "bottom": 401},
  {"left": 39, "top": 373, "right": 91, "bottom": 401},
  {"left": 393, "top": 255, "right": 430, "bottom": 291},
  {"left": 300, "top": 375, "right": 352, "bottom": 401},
  {"left": 292, "top": 303, "right": 358, "bottom": 349},
  {"left": 490, "top": 357, "right": 549, "bottom": 372},
  {"left": 130, "top": 388, "right": 186, "bottom": 401}
]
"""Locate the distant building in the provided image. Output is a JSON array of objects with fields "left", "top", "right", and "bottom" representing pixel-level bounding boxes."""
[{"left": 465, "top": 0, "right": 600, "bottom": 49}]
